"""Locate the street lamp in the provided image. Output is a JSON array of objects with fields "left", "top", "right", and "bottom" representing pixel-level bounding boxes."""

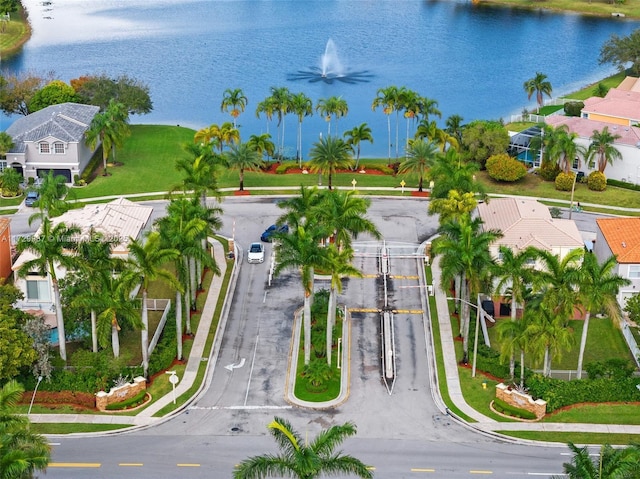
[
  {"left": 568, "top": 171, "right": 578, "bottom": 220},
  {"left": 447, "top": 295, "right": 495, "bottom": 378}
]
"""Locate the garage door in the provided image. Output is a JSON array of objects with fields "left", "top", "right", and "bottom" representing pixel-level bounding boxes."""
[{"left": 37, "top": 169, "right": 72, "bottom": 183}]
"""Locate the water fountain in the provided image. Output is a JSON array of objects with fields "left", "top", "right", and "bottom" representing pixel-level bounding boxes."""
[{"left": 288, "top": 38, "right": 372, "bottom": 84}]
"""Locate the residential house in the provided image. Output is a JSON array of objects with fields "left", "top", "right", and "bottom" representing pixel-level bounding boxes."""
[
  {"left": 0, "top": 217, "right": 12, "bottom": 282},
  {"left": 11, "top": 198, "right": 153, "bottom": 323},
  {"left": 4, "top": 102, "right": 100, "bottom": 183},
  {"left": 593, "top": 217, "right": 640, "bottom": 308},
  {"left": 543, "top": 77, "right": 640, "bottom": 184}
]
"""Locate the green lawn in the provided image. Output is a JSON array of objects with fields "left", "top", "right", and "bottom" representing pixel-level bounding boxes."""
[
  {"left": 498, "top": 430, "right": 640, "bottom": 445},
  {"left": 544, "top": 403, "right": 640, "bottom": 424},
  {"left": 482, "top": 0, "right": 640, "bottom": 19}
]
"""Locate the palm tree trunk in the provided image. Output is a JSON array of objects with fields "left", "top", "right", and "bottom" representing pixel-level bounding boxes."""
[
  {"left": 460, "top": 281, "right": 470, "bottom": 364},
  {"left": 328, "top": 172, "right": 333, "bottom": 190},
  {"left": 111, "top": 320, "right": 120, "bottom": 358},
  {"left": 386, "top": 116, "right": 391, "bottom": 164},
  {"left": 543, "top": 346, "right": 550, "bottom": 377},
  {"left": 189, "top": 257, "right": 197, "bottom": 309},
  {"left": 519, "top": 349, "right": 525, "bottom": 388},
  {"left": 239, "top": 169, "right": 244, "bottom": 191},
  {"left": 176, "top": 290, "right": 183, "bottom": 360},
  {"left": 509, "top": 296, "right": 518, "bottom": 380},
  {"left": 576, "top": 311, "right": 591, "bottom": 379},
  {"left": 91, "top": 310, "right": 98, "bottom": 353},
  {"left": 52, "top": 279, "right": 67, "bottom": 362},
  {"left": 303, "top": 292, "right": 312, "bottom": 365},
  {"left": 141, "top": 289, "right": 149, "bottom": 378},
  {"left": 418, "top": 176, "right": 423, "bottom": 192},
  {"left": 326, "top": 286, "right": 336, "bottom": 366}
]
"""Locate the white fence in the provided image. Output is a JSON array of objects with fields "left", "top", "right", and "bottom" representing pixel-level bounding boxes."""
[
  {"left": 147, "top": 298, "right": 172, "bottom": 356},
  {"left": 510, "top": 97, "right": 583, "bottom": 124},
  {"left": 621, "top": 320, "right": 640, "bottom": 368}
]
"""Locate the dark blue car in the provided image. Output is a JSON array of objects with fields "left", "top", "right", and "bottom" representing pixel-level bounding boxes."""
[{"left": 260, "top": 224, "right": 289, "bottom": 242}]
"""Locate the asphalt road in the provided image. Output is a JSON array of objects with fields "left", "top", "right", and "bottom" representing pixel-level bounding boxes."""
[{"left": 8, "top": 196, "right": 583, "bottom": 478}]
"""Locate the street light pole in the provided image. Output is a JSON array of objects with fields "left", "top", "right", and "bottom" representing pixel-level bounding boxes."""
[
  {"left": 28, "top": 376, "right": 43, "bottom": 415},
  {"left": 568, "top": 171, "right": 578, "bottom": 220}
]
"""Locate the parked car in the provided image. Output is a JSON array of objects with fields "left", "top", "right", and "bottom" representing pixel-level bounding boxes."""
[
  {"left": 247, "top": 242, "right": 265, "bottom": 264},
  {"left": 24, "top": 191, "right": 40, "bottom": 207},
  {"left": 260, "top": 224, "right": 289, "bottom": 242}
]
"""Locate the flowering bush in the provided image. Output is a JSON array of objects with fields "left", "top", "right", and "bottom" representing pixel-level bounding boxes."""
[
  {"left": 587, "top": 171, "right": 607, "bottom": 191},
  {"left": 555, "top": 172, "right": 575, "bottom": 191},
  {"left": 486, "top": 154, "right": 527, "bottom": 182}
]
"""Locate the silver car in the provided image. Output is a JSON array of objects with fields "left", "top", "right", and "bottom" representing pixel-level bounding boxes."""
[{"left": 247, "top": 242, "right": 265, "bottom": 264}]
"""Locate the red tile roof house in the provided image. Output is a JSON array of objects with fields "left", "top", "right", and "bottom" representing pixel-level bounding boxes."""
[
  {"left": 4, "top": 102, "right": 100, "bottom": 184},
  {"left": 544, "top": 77, "right": 640, "bottom": 185},
  {"left": 594, "top": 217, "right": 640, "bottom": 366},
  {"left": 476, "top": 197, "right": 585, "bottom": 319}
]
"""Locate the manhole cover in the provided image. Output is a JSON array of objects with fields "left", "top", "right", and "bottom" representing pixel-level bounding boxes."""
[{"left": 230, "top": 427, "right": 240, "bottom": 432}]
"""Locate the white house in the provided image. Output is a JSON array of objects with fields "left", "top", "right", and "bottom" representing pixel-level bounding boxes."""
[
  {"left": 4, "top": 102, "right": 100, "bottom": 183},
  {"left": 12, "top": 198, "right": 153, "bottom": 323}
]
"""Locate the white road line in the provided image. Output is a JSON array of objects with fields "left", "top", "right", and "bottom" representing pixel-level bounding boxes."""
[
  {"left": 263, "top": 291, "right": 268, "bottom": 303},
  {"left": 244, "top": 334, "right": 260, "bottom": 406},
  {"left": 189, "top": 405, "right": 292, "bottom": 410}
]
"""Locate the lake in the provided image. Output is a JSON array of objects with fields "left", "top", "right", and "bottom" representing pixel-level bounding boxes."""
[{"left": 2, "top": 0, "right": 639, "bottom": 158}]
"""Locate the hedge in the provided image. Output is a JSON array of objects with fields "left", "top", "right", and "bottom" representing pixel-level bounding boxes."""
[
  {"left": 275, "top": 161, "right": 299, "bottom": 174},
  {"left": 359, "top": 163, "right": 395, "bottom": 175},
  {"left": 20, "top": 390, "right": 96, "bottom": 409},
  {"left": 607, "top": 178, "right": 640, "bottom": 192},
  {"left": 492, "top": 397, "right": 537, "bottom": 420},
  {"left": 105, "top": 391, "right": 148, "bottom": 411}
]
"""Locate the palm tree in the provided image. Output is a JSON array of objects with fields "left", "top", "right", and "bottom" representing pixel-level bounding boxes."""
[
  {"left": 432, "top": 215, "right": 502, "bottom": 363},
  {"left": 124, "top": 232, "right": 181, "bottom": 378},
  {"left": 225, "top": 142, "right": 264, "bottom": 191},
  {"left": 276, "top": 185, "right": 323, "bottom": 231},
  {"left": 524, "top": 72, "right": 553, "bottom": 110},
  {"left": 0, "top": 131, "right": 14, "bottom": 158},
  {"left": 552, "top": 442, "right": 640, "bottom": 479},
  {"left": 428, "top": 149, "right": 485, "bottom": 201},
  {"left": 316, "top": 96, "right": 348, "bottom": 136},
  {"left": 218, "top": 121, "right": 241, "bottom": 151},
  {"left": 445, "top": 114, "right": 465, "bottom": 146},
  {"left": 372, "top": 85, "right": 400, "bottom": 163},
  {"left": 526, "top": 302, "right": 573, "bottom": 377},
  {"left": 497, "top": 306, "right": 534, "bottom": 388},
  {"left": 0, "top": 380, "right": 50, "bottom": 479},
  {"left": 587, "top": 126, "right": 622, "bottom": 173},
  {"left": 316, "top": 189, "right": 381, "bottom": 251},
  {"left": 428, "top": 189, "right": 477, "bottom": 222},
  {"left": 343, "top": 123, "right": 373, "bottom": 171},
  {"left": 255, "top": 96, "right": 277, "bottom": 135},
  {"left": 16, "top": 218, "right": 80, "bottom": 361},
  {"left": 194, "top": 124, "right": 219, "bottom": 148},
  {"left": 103, "top": 99, "right": 130, "bottom": 164},
  {"left": 268, "top": 86, "right": 292, "bottom": 159},
  {"left": 247, "top": 133, "right": 276, "bottom": 162},
  {"left": 324, "top": 245, "right": 362, "bottom": 366},
  {"left": 85, "top": 99, "right": 129, "bottom": 175},
  {"left": 36, "top": 170, "right": 70, "bottom": 218},
  {"left": 398, "top": 139, "right": 441, "bottom": 192},
  {"left": 308, "top": 136, "right": 354, "bottom": 190},
  {"left": 492, "top": 245, "right": 537, "bottom": 379},
  {"left": 174, "top": 142, "right": 224, "bottom": 206},
  {"left": 575, "top": 253, "right": 630, "bottom": 379},
  {"left": 221, "top": 88, "right": 248, "bottom": 128},
  {"left": 548, "top": 125, "right": 587, "bottom": 174},
  {"left": 274, "top": 224, "right": 328, "bottom": 365},
  {"left": 233, "top": 416, "right": 372, "bottom": 479},
  {"left": 289, "top": 92, "right": 313, "bottom": 165},
  {"left": 399, "top": 88, "right": 421, "bottom": 150}
]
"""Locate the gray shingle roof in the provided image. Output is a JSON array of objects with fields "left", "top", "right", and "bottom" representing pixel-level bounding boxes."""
[{"left": 5, "top": 103, "right": 99, "bottom": 153}]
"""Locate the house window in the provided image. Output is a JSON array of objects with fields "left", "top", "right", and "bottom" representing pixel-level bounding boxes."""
[
  {"left": 39, "top": 142, "right": 50, "bottom": 154},
  {"left": 0, "top": 161, "right": 6, "bottom": 173},
  {"left": 26, "top": 279, "right": 50, "bottom": 301},
  {"left": 53, "top": 142, "right": 65, "bottom": 154},
  {"left": 572, "top": 158, "right": 580, "bottom": 170},
  {"left": 629, "top": 265, "right": 640, "bottom": 279}
]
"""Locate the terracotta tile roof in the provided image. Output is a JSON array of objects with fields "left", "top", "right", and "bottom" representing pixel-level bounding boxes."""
[
  {"left": 582, "top": 88, "right": 640, "bottom": 124},
  {"left": 617, "top": 76, "right": 640, "bottom": 92},
  {"left": 476, "top": 198, "right": 583, "bottom": 251},
  {"left": 545, "top": 115, "right": 640, "bottom": 148},
  {"left": 596, "top": 217, "right": 640, "bottom": 263}
]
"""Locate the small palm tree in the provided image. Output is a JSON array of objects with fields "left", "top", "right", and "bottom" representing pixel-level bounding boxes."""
[
  {"left": 343, "top": 123, "right": 373, "bottom": 171},
  {"left": 36, "top": 170, "right": 70, "bottom": 217},
  {"left": 587, "top": 126, "right": 622, "bottom": 174},
  {"left": 233, "top": 416, "right": 373, "bottom": 479},
  {"left": 221, "top": 88, "right": 248, "bottom": 128},
  {"left": 372, "top": 85, "right": 400, "bottom": 163},
  {"left": 316, "top": 95, "right": 348, "bottom": 136},
  {"left": 524, "top": 72, "right": 553, "bottom": 110},
  {"left": 552, "top": 442, "right": 640, "bottom": 479},
  {"left": 0, "top": 380, "right": 50, "bottom": 479},
  {"left": 289, "top": 92, "right": 313, "bottom": 165},
  {"left": 247, "top": 133, "right": 276, "bottom": 162},
  {"left": 225, "top": 142, "right": 264, "bottom": 191},
  {"left": 398, "top": 139, "right": 441, "bottom": 192},
  {"left": 308, "top": 136, "right": 354, "bottom": 190}
]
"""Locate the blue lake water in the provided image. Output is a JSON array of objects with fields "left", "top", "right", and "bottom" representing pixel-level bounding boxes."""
[{"left": 2, "top": 0, "right": 639, "bottom": 158}]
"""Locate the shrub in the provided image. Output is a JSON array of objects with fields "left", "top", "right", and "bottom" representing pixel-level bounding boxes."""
[
  {"left": 275, "top": 161, "right": 298, "bottom": 174},
  {"left": 302, "top": 358, "right": 334, "bottom": 388},
  {"left": 585, "top": 359, "right": 635, "bottom": 380},
  {"left": 359, "top": 163, "right": 394, "bottom": 175},
  {"left": 554, "top": 172, "right": 575, "bottom": 191},
  {"left": 474, "top": 344, "right": 511, "bottom": 380},
  {"left": 492, "top": 397, "right": 537, "bottom": 420},
  {"left": 563, "top": 101, "right": 585, "bottom": 117},
  {"left": 549, "top": 207, "right": 562, "bottom": 218},
  {"left": 538, "top": 161, "right": 560, "bottom": 181},
  {"left": 607, "top": 178, "right": 640, "bottom": 192},
  {"left": 20, "top": 390, "right": 96, "bottom": 409},
  {"left": 587, "top": 171, "right": 607, "bottom": 191},
  {"left": 485, "top": 153, "right": 528, "bottom": 182},
  {"left": 105, "top": 391, "right": 148, "bottom": 411}
]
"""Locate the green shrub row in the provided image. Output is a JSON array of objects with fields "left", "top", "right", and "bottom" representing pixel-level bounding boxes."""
[
  {"left": 474, "top": 344, "right": 514, "bottom": 381},
  {"left": 275, "top": 161, "right": 299, "bottom": 174},
  {"left": 148, "top": 317, "right": 178, "bottom": 377},
  {"left": 105, "top": 391, "right": 148, "bottom": 411},
  {"left": 20, "top": 390, "right": 96, "bottom": 409},
  {"left": 492, "top": 397, "right": 537, "bottom": 420},
  {"left": 607, "top": 178, "right": 640, "bottom": 191},
  {"left": 360, "top": 163, "right": 395, "bottom": 175}
]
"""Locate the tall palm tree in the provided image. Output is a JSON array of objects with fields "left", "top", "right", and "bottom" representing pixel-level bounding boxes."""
[
  {"left": 274, "top": 224, "right": 328, "bottom": 365},
  {"left": 103, "top": 99, "right": 130, "bottom": 165},
  {"left": 497, "top": 305, "right": 534, "bottom": 388},
  {"left": 233, "top": 416, "right": 372, "bottom": 479},
  {"left": 218, "top": 121, "right": 241, "bottom": 152},
  {"left": 289, "top": 92, "right": 313, "bottom": 165},
  {"left": 221, "top": 88, "right": 248, "bottom": 128},
  {"left": 85, "top": 99, "right": 129, "bottom": 176},
  {"left": 552, "top": 442, "right": 640, "bottom": 479},
  {"left": 524, "top": 71, "right": 553, "bottom": 110},
  {"left": 16, "top": 218, "right": 80, "bottom": 361},
  {"left": 194, "top": 124, "right": 219, "bottom": 148},
  {"left": 372, "top": 85, "right": 400, "bottom": 164},
  {"left": 255, "top": 96, "right": 277, "bottom": 135},
  {"left": 432, "top": 215, "right": 502, "bottom": 363},
  {"left": 268, "top": 86, "right": 292, "bottom": 158},
  {"left": 124, "top": 232, "right": 181, "bottom": 378},
  {"left": 398, "top": 139, "right": 441, "bottom": 192},
  {"left": 174, "top": 142, "right": 224, "bottom": 206},
  {"left": 276, "top": 185, "right": 323, "bottom": 231},
  {"left": 316, "top": 96, "right": 348, "bottom": 136},
  {"left": 36, "top": 170, "right": 70, "bottom": 218},
  {"left": 428, "top": 149, "right": 485, "bottom": 201},
  {"left": 587, "top": 126, "right": 622, "bottom": 174},
  {"left": 548, "top": 125, "right": 587, "bottom": 174},
  {"left": 575, "top": 253, "right": 630, "bottom": 379},
  {"left": 492, "top": 245, "right": 537, "bottom": 379},
  {"left": 308, "top": 136, "right": 354, "bottom": 190},
  {"left": 247, "top": 133, "right": 276, "bottom": 162},
  {"left": 324, "top": 245, "right": 362, "bottom": 366},
  {"left": 225, "top": 142, "right": 264, "bottom": 191},
  {"left": 0, "top": 380, "right": 50, "bottom": 479},
  {"left": 445, "top": 114, "right": 465, "bottom": 146},
  {"left": 526, "top": 302, "right": 573, "bottom": 377},
  {"left": 0, "top": 131, "right": 14, "bottom": 159},
  {"left": 343, "top": 123, "right": 373, "bottom": 171},
  {"left": 316, "top": 189, "right": 381, "bottom": 251}
]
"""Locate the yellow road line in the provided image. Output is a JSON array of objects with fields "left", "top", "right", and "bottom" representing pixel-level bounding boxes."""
[
  {"left": 177, "top": 463, "right": 201, "bottom": 467},
  {"left": 411, "top": 468, "right": 435, "bottom": 472},
  {"left": 390, "top": 275, "right": 420, "bottom": 279},
  {"left": 394, "top": 309, "right": 423, "bottom": 314},
  {"left": 470, "top": 470, "right": 493, "bottom": 474},
  {"left": 348, "top": 308, "right": 379, "bottom": 313},
  {"left": 119, "top": 463, "right": 143, "bottom": 466},
  {"left": 48, "top": 463, "right": 101, "bottom": 468},
  {"left": 362, "top": 274, "right": 379, "bottom": 278}
]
